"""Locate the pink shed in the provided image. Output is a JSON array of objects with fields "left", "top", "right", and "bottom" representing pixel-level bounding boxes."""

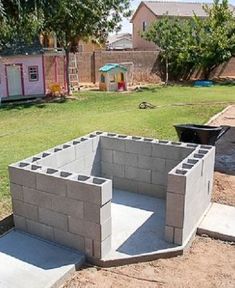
[{"left": 0, "top": 54, "right": 45, "bottom": 99}]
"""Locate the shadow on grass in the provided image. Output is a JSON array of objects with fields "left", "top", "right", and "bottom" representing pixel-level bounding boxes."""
[
  {"left": 0, "top": 102, "right": 47, "bottom": 111},
  {"left": 0, "top": 98, "right": 68, "bottom": 111}
]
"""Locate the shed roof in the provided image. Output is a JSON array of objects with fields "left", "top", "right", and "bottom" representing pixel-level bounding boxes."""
[
  {"left": 131, "top": 1, "right": 235, "bottom": 21},
  {"left": 99, "top": 63, "right": 128, "bottom": 72},
  {"left": 0, "top": 39, "right": 44, "bottom": 56}
]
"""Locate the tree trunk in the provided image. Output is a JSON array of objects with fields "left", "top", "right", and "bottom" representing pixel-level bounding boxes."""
[
  {"left": 165, "top": 56, "right": 169, "bottom": 85},
  {"left": 203, "top": 67, "right": 211, "bottom": 80},
  {"left": 65, "top": 49, "right": 72, "bottom": 95}
]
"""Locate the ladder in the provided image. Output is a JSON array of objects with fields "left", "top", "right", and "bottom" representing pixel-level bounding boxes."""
[{"left": 69, "top": 54, "right": 80, "bottom": 90}]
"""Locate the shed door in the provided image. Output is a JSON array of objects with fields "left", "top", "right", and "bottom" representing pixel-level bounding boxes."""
[{"left": 6, "top": 65, "right": 23, "bottom": 96}]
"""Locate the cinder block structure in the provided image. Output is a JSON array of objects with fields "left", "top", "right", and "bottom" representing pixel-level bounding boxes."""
[{"left": 9, "top": 132, "right": 215, "bottom": 264}]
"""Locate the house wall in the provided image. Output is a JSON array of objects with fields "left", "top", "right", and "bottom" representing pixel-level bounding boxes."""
[
  {"left": 132, "top": 4, "right": 157, "bottom": 50},
  {"left": 0, "top": 55, "right": 44, "bottom": 99}
]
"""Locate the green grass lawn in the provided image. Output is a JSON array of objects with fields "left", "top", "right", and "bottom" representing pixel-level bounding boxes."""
[{"left": 0, "top": 85, "right": 235, "bottom": 217}]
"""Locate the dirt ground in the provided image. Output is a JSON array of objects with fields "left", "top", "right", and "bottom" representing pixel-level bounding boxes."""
[
  {"left": 63, "top": 237, "right": 235, "bottom": 288},
  {"left": 62, "top": 106, "right": 235, "bottom": 288},
  {"left": 213, "top": 172, "right": 235, "bottom": 207}
]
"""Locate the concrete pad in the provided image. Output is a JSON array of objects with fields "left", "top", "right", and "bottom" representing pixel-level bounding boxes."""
[
  {"left": 0, "top": 230, "right": 85, "bottom": 288},
  {"left": 198, "top": 203, "right": 235, "bottom": 242},
  {"left": 103, "top": 189, "right": 177, "bottom": 261}
]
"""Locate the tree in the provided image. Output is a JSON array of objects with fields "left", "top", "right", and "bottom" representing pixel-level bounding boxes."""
[
  {"left": 193, "top": 0, "right": 235, "bottom": 79},
  {"left": 42, "top": 0, "right": 131, "bottom": 94},
  {"left": 142, "top": 16, "right": 196, "bottom": 83},
  {"left": 0, "top": 0, "right": 44, "bottom": 50}
]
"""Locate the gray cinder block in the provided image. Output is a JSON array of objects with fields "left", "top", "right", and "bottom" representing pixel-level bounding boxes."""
[
  {"left": 167, "top": 172, "right": 186, "bottom": 195},
  {"left": 85, "top": 238, "right": 93, "bottom": 256},
  {"left": 151, "top": 171, "right": 167, "bottom": 186},
  {"left": 10, "top": 183, "right": 23, "bottom": 201},
  {"left": 101, "top": 218, "right": 112, "bottom": 241},
  {"left": 56, "top": 146, "right": 76, "bottom": 168},
  {"left": 101, "top": 162, "right": 125, "bottom": 178},
  {"left": 9, "top": 164, "right": 37, "bottom": 189},
  {"left": 13, "top": 215, "right": 27, "bottom": 231},
  {"left": 125, "top": 166, "right": 151, "bottom": 183},
  {"left": 23, "top": 187, "right": 52, "bottom": 210},
  {"left": 68, "top": 217, "right": 100, "bottom": 240},
  {"left": 113, "top": 151, "right": 138, "bottom": 167},
  {"left": 138, "top": 155, "right": 166, "bottom": 172},
  {"left": 101, "top": 136, "right": 125, "bottom": 152},
  {"left": 174, "top": 228, "right": 183, "bottom": 245},
  {"left": 165, "top": 225, "right": 174, "bottom": 243},
  {"left": 54, "top": 229, "right": 85, "bottom": 251},
  {"left": 12, "top": 200, "right": 38, "bottom": 222},
  {"left": 113, "top": 176, "right": 138, "bottom": 193},
  {"left": 165, "top": 192, "right": 185, "bottom": 228},
  {"left": 93, "top": 235, "right": 112, "bottom": 258},
  {"left": 67, "top": 176, "right": 112, "bottom": 205},
  {"left": 26, "top": 219, "right": 54, "bottom": 241},
  {"left": 39, "top": 207, "right": 68, "bottom": 231},
  {"left": 125, "top": 138, "right": 152, "bottom": 156},
  {"left": 84, "top": 201, "right": 111, "bottom": 224},
  {"left": 152, "top": 144, "right": 192, "bottom": 161},
  {"left": 36, "top": 169, "right": 70, "bottom": 196},
  {"left": 101, "top": 149, "right": 113, "bottom": 163},
  {"left": 52, "top": 196, "right": 83, "bottom": 219}
]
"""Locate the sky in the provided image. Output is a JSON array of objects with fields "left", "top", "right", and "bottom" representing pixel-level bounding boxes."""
[{"left": 120, "top": 0, "right": 235, "bottom": 33}]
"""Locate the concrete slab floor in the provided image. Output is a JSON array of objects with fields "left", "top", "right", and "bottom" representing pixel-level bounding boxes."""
[
  {"left": 198, "top": 203, "right": 235, "bottom": 242},
  {"left": 0, "top": 230, "right": 85, "bottom": 288},
  {"left": 103, "top": 189, "right": 177, "bottom": 260}
]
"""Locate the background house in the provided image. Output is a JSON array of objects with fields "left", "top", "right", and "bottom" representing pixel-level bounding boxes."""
[
  {"left": 131, "top": 1, "right": 235, "bottom": 51},
  {"left": 107, "top": 33, "right": 133, "bottom": 50}
]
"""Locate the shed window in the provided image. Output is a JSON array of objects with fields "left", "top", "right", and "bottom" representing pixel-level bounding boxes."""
[
  {"left": 143, "top": 21, "right": 147, "bottom": 32},
  {"left": 28, "top": 66, "right": 39, "bottom": 81}
]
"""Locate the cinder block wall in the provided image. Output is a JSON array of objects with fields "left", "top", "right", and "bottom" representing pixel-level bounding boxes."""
[
  {"left": 37, "top": 134, "right": 101, "bottom": 176},
  {"left": 100, "top": 134, "right": 193, "bottom": 198},
  {"left": 9, "top": 132, "right": 112, "bottom": 259},
  {"left": 9, "top": 131, "right": 215, "bottom": 259},
  {"left": 165, "top": 145, "right": 215, "bottom": 245}
]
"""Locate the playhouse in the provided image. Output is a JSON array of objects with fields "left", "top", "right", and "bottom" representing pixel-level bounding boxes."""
[
  {"left": 0, "top": 42, "right": 67, "bottom": 101},
  {"left": 99, "top": 63, "right": 127, "bottom": 92}
]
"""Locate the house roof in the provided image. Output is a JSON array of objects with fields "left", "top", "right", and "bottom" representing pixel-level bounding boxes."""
[
  {"left": 131, "top": 1, "right": 235, "bottom": 21},
  {"left": 107, "top": 33, "right": 132, "bottom": 45},
  {"left": 99, "top": 63, "right": 128, "bottom": 73}
]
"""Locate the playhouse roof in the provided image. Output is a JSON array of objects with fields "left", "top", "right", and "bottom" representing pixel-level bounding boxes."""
[
  {"left": 0, "top": 38, "right": 44, "bottom": 56},
  {"left": 99, "top": 63, "right": 127, "bottom": 73}
]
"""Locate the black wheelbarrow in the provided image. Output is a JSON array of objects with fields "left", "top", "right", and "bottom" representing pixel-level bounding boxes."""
[{"left": 174, "top": 124, "right": 230, "bottom": 145}]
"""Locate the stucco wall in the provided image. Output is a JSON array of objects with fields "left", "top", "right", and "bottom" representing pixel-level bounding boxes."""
[
  {"left": 132, "top": 4, "right": 157, "bottom": 51},
  {"left": 0, "top": 55, "right": 44, "bottom": 98},
  {"left": 76, "top": 50, "right": 160, "bottom": 83}
]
